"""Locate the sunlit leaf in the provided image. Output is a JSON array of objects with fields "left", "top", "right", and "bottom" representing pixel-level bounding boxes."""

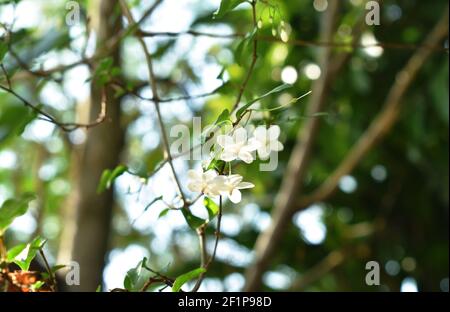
[
  {"left": 172, "top": 268, "right": 206, "bottom": 292},
  {"left": 97, "top": 165, "right": 128, "bottom": 193},
  {"left": 181, "top": 209, "right": 206, "bottom": 229},
  {"left": 0, "top": 193, "right": 36, "bottom": 234},
  {"left": 204, "top": 197, "right": 220, "bottom": 221},
  {"left": 213, "top": 0, "right": 246, "bottom": 19},
  {"left": 8, "top": 236, "right": 46, "bottom": 271},
  {"left": 123, "top": 258, "right": 152, "bottom": 292}
]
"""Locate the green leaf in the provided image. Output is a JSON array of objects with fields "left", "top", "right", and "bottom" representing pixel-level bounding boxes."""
[
  {"left": 30, "top": 281, "right": 45, "bottom": 292},
  {"left": 123, "top": 258, "right": 152, "bottom": 292},
  {"left": 204, "top": 197, "right": 219, "bottom": 221},
  {"left": 51, "top": 264, "right": 67, "bottom": 273},
  {"left": 181, "top": 209, "right": 206, "bottom": 230},
  {"left": 0, "top": 103, "right": 37, "bottom": 146},
  {"left": 9, "top": 236, "right": 46, "bottom": 271},
  {"left": 213, "top": 0, "right": 246, "bottom": 19},
  {"left": 92, "top": 57, "right": 116, "bottom": 86},
  {"left": 234, "top": 28, "right": 257, "bottom": 66},
  {"left": 158, "top": 208, "right": 170, "bottom": 219},
  {"left": 214, "top": 82, "right": 235, "bottom": 95},
  {"left": 97, "top": 165, "right": 128, "bottom": 193},
  {"left": 97, "top": 170, "right": 111, "bottom": 194},
  {"left": 207, "top": 159, "right": 225, "bottom": 172},
  {"left": 6, "top": 243, "right": 27, "bottom": 262},
  {"left": 214, "top": 109, "right": 231, "bottom": 126},
  {"left": 172, "top": 268, "right": 206, "bottom": 292},
  {"left": 0, "top": 193, "right": 36, "bottom": 235},
  {"left": 110, "top": 165, "right": 128, "bottom": 183},
  {"left": 236, "top": 84, "right": 292, "bottom": 119}
]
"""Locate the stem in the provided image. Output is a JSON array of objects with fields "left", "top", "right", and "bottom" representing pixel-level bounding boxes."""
[
  {"left": 119, "top": 0, "right": 187, "bottom": 205},
  {"left": 0, "top": 236, "right": 6, "bottom": 263},
  {"left": 39, "top": 248, "right": 57, "bottom": 292},
  {"left": 191, "top": 197, "right": 223, "bottom": 292},
  {"left": 232, "top": 0, "right": 259, "bottom": 111}
]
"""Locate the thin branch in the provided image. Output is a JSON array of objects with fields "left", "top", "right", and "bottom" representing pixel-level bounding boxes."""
[
  {"left": 118, "top": 0, "right": 187, "bottom": 205},
  {"left": 191, "top": 196, "right": 223, "bottom": 292},
  {"left": 39, "top": 248, "right": 57, "bottom": 292},
  {"left": 0, "top": 82, "right": 107, "bottom": 132},
  {"left": 111, "top": 80, "right": 221, "bottom": 103},
  {"left": 232, "top": 0, "right": 259, "bottom": 112},
  {"left": 290, "top": 250, "right": 346, "bottom": 291}
]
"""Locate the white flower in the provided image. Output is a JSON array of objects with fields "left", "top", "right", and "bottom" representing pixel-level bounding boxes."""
[
  {"left": 187, "top": 169, "right": 221, "bottom": 196},
  {"left": 249, "top": 125, "right": 284, "bottom": 160},
  {"left": 213, "top": 174, "right": 254, "bottom": 204},
  {"left": 217, "top": 127, "right": 258, "bottom": 164}
]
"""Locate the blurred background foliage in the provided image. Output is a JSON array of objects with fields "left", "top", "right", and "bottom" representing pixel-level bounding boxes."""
[{"left": 0, "top": 0, "right": 448, "bottom": 292}]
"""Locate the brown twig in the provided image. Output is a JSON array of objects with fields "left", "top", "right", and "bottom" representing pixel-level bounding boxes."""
[
  {"left": 39, "top": 248, "right": 57, "bottom": 292},
  {"left": 232, "top": 0, "right": 259, "bottom": 112},
  {"left": 119, "top": 0, "right": 187, "bottom": 206},
  {"left": 191, "top": 196, "right": 223, "bottom": 292},
  {"left": 0, "top": 82, "right": 107, "bottom": 132}
]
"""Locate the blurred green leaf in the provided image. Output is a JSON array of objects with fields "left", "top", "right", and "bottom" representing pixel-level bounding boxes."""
[
  {"left": 213, "top": 0, "right": 246, "bottom": 19},
  {"left": 158, "top": 208, "right": 170, "bottom": 219},
  {"left": 0, "top": 193, "right": 36, "bottom": 235},
  {"left": 181, "top": 209, "right": 206, "bottom": 229},
  {"left": 7, "top": 236, "right": 46, "bottom": 271},
  {"left": 235, "top": 28, "right": 257, "bottom": 66},
  {"left": 0, "top": 103, "right": 37, "bottom": 146},
  {"left": 97, "top": 165, "right": 128, "bottom": 193},
  {"left": 30, "top": 281, "right": 45, "bottom": 291},
  {"left": 172, "top": 267, "right": 206, "bottom": 292},
  {"left": 123, "top": 258, "right": 152, "bottom": 292},
  {"left": 204, "top": 197, "right": 219, "bottom": 221}
]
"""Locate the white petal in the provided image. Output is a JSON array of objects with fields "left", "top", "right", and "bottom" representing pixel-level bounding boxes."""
[
  {"left": 229, "top": 189, "right": 242, "bottom": 204},
  {"left": 246, "top": 138, "right": 261, "bottom": 151},
  {"left": 187, "top": 169, "right": 200, "bottom": 180},
  {"left": 254, "top": 126, "right": 268, "bottom": 141},
  {"left": 257, "top": 147, "right": 271, "bottom": 160},
  {"left": 268, "top": 125, "right": 281, "bottom": 140},
  {"left": 203, "top": 170, "right": 218, "bottom": 181},
  {"left": 272, "top": 141, "right": 284, "bottom": 152},
  {"left": 238, "top": 150, "right": 254, "bottom": 164},
  {"left": 204, "top": 187, "right": 220, "bottom": 197},
  {"left": 233, "top": 127, "right": 248, "bottom": 145},
  {"left": 217, "top": 135, "right": 233, "bottom": 148},
  {"left": 221, "top": 150, "right": 238, "bottom": 162},
  {"left": 187, "top": 182, "right": 203, "bottom": 193},
  {"left": 210, "top": 176, "right": 228, "bottom": 192},
  {"left": 237, "top": 182, "right": 254, "bottom": 189},
  {"left": 228, "top": 174, "right": 243, "bottom": 185}
]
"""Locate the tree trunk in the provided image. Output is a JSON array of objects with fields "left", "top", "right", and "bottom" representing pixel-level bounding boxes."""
[{"left": 63, "top": 0, "right": 124, "bottom": 291}]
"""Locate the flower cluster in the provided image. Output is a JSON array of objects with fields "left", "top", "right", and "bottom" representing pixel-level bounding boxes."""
[{"left": 187, "top": 125, "right": 283, "bottom": 203}]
